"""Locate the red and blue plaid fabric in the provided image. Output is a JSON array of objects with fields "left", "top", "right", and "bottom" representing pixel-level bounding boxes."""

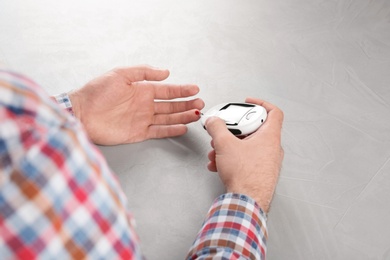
[
  {"left": 187, "top": 193, "right": 268, "bottom": 259},
  {"left": 53, "top": 92, "right": 74, "bottom": 116},
  {"left": 0, "top": 70, "right": 142, "bottom": 259},
  {"left": 0, "top": 70, "right": 268, "bottom": 259}
]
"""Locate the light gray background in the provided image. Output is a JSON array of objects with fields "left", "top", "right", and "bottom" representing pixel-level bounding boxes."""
[{"left": 1, "top": 0, "right": 390, "bottom": 259}]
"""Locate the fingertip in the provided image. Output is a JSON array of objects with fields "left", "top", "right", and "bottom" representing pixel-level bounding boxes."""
[
  {"left": 154, "top": 67, "right": 170, "bottom": 81},
  {"left": 140, "top": 64, "right": 169, "bottom": 80},
  {"left": 186, "top": 84, "right": 200, "bottom": 96},
  {"left": 208, "top": 150, "right": 216, "bottom": 161},
  {"left": 245, "top": 97, "right": 257, "bottom": 103},
  {"left": 207, "top": 161, "right": 217, "bottom": 172},
  {"left": 205, "top": 116, "right": 234, "bottom": 143},
  {"left": 191, "top": 109, "right": 202, "bottom": 122},
  {"left": 161, "top": 68, "right": 170, "bottom": 76},
  {"left": 194, "top": 85, "right": 200, "bottom": 94},
  {"left": 196, "top": 98, "right": 205, "bottom": 110},
  {"left": 245, "top": 97, "right": 268, "bottom": 109},
  {"left": 204, "top": 116, "right": 218, "bottom": 127},
  {"left": 204, "top": 116, "right": 225, "bottom": 132},
  {"left": 178, "top": 124, "right": 188, "bottom": 135},
  {"left": 145, "top": 64, "right": 169, "bottom": 72},
  {"left": 167, "top": 124, "right": 188, "bottom": 139}
]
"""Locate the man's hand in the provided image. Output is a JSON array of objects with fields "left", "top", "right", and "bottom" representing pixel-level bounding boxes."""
[
  {"left": 205, "top": 97, "right": 284, "bottom": 213},
  {"left": 69, "top": 65, "right": 204, "bottom": 145}
]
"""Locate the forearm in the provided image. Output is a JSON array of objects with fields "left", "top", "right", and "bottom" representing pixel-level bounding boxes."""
[{"left": 187, "top": 193, "right": 268, "bottom": 260}]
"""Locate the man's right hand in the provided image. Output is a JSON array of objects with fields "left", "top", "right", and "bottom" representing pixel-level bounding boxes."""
[{"left": 205, "top": 97, "right": 284, "bottom": 213}]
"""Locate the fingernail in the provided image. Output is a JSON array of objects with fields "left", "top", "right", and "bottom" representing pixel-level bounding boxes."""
[{"left": 205, "top": 116, "right": 217, "bottom": 125}]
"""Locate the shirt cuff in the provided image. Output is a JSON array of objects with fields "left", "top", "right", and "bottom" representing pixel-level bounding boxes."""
[
  {"left": 53, "top": 92, "right": 74, "bottom": 116},
  {"left": 187, "top": 193, "right": 268, "bottom": 260}
]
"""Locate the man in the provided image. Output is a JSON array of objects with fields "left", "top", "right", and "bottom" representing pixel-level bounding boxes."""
[{"left": 0, "top": 65, "right": 283, "bottom": 259}]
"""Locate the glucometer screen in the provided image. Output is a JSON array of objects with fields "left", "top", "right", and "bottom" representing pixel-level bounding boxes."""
[{"left": 218, "top": 104, "right": 253, "bottom": 124}]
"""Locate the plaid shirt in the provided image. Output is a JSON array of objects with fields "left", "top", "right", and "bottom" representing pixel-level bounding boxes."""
[{"left": 0, "top": 70, "right": 268, "bottom": 259}]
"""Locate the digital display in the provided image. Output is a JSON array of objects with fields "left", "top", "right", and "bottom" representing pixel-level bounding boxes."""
[{"left": 218, "top": 104, "right": 253, "bottom": 124}]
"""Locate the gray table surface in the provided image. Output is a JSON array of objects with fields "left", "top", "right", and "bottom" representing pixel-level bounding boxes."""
[{"left": 1, "top": 0, "right": 390, "bottom": 259}]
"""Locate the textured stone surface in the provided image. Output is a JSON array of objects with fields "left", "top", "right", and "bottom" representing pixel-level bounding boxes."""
[{"left": 1, "top": 0, "right": 390, "bottom": 259}]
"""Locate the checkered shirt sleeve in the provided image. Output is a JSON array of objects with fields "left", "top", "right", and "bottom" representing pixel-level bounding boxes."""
[
  {"left": 187, "top": 193, "right": 268, "bottom": 260},
  {"left": 53, "top": 92, "right": 74, "bottom": 116},
  {"left": 0, "top": 70, "right": 143, "bottom": 259}
]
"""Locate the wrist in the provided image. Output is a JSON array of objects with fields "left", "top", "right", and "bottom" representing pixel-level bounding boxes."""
[
  {"left": 227, "top": 182, "right": 277, "bottom": 213},
  {"left": 67, "top": 90, "right": 82, "bottom": 120}
]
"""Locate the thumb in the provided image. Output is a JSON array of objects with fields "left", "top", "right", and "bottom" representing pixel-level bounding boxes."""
[{"left": 205, "top": 117, "right": 232, "bottom": 140}]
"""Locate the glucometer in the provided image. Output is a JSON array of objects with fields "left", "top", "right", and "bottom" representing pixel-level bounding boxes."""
[{"left": 199, "top": 102, "right": 267, "bottom": 136}]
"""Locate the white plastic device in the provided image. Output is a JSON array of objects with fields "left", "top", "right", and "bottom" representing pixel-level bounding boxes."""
[{"left": 200, "top": 102, "right": 267, "bottom": 136}]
